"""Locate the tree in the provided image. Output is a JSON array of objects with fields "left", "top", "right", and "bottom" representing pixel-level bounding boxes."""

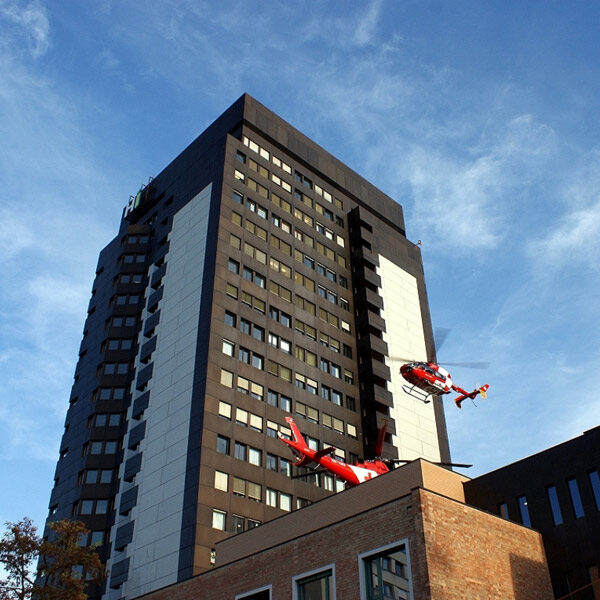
[
  {"left": 0, "top": 517, "right": 39, "bottom": 600},
  {"left": 0, "top": 519, "right": 105, "bottom": 600},
  {"left": 36, "top": 520, "right": 104, "bottom": 600}
]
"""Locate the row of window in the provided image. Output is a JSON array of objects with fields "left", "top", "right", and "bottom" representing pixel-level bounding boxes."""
[
  {"left": 229, "top": 231, "right": 348, "bottom": 310},
  {"left": 115, "top": 273, "right": 144, "bottom": 285},
  {"left": 82, "top": 439, "right": 120, "bottom": 456},
  {"left": 225, "top": 279, "right": 351, "bottom": 335},
  {"left": 88, "top": 413, "right": 122, "bottom": 428},
  {"left": 103, "top": 338, "right": 134, "bottom": 351},
  {"left": 95, "top": 387, "right": 126, "bottom": 401},
  {"left": 79, "top": 469, "right": 114, "bottom": 485},
  {"left": 217, "top": 392, "right": 355, "bottom": 460},
  {"left": 231, "top": 193, "right": 346, "bottom": 266},
  {"left": 233, "top": 541, "right": 410, "bottom": 600},
  {"left": 242, "top": 135, "right": 344, "bottom": 212},
  {"left": 221, "top": 335, "right": 353, "bottom": 383},
  {"left": 217, "top": 432, "right": 331, "bottom": 479},
  {"left": 107, "top": 316, "right": 137, "bottom": 329},
  {"left": 99, "top": 362, "right": 130, "bottom": 376},
  {"left": 120, "top": 253, "right": 147, "bottom": 264},
  {"left": 235, "top": 151, "right": 342, "bottom": 227},
  {"left": 73, "top": 498, "right": 112, "bottom": 516},
  {"left": 111, "top": 294, "right": 141, "bottom": 306},
  {"left": 221, "top": 361, "right": 356, "bottom": 413},
  {"left": 123, "top": 234, "right": 150, "bottom": 245},
  {"left": 233, "top": 183, "right": 345, "bottom": 260},
  {"left": 498, "top": 470, "right": 600, "bottom": 527},
  {"left": 212, "top": 510, "right": 261, "bottom": 537}
]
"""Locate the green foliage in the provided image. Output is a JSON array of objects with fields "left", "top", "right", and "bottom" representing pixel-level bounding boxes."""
[
  {"left": 0, "top": 517, "right": 39, "bottom": 600},
  {"left": 0, "top": 518, "right": 105, "bottom": 600}
]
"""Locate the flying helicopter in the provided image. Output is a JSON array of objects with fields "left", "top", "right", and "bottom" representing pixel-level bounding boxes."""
[
  {"left": 392, "top": 327, "right": 490, "bottom": 407},
  {"left": 399, "top": 361, "right": 489, "bottom": 408},
  {"left": 278, "top": 416, "right": 471, "bottom": 487}
]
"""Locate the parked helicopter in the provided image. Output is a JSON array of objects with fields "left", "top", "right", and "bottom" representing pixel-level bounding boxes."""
[
  {"left": 279, "top": 416, "right": 471, "bottom": 487},
  {"left": 400, "top": 361, "right": 489, "bottom": 408}
]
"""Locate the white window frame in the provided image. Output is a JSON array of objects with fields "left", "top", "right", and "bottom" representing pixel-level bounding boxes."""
[
  {"left": 292, "top": 564, "right": 336, "bottom": 600},
  {"left": 358, "top": 539, "right": 413, "bottom": 600}
]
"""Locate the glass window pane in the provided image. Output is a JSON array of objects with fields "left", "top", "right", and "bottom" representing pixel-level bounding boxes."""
[
  {"left": 589, "top": 470, "right": 600, "bottom": 511},
  {"left": 517, "top": 495, "right": 531, "bottom": 527},
  {"left": 296, "top": 570, "right": 332, "bottom": 600},
  {"left": 364, "top": 544, "right": 410, "bottom": 600},
  {"left": 212, "top": 509, "right": 226, "bottom": 530},
  {"left": 547, "top": 486, "right": 563, "bottom": 525},
  {"left": 567, "top": 478, "right": 585, "bottom": 518}
]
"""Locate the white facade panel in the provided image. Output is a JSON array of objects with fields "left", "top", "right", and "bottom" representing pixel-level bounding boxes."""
[
  {"left": 106, "top": 184, "right": 212, "bottom": 600},
  {"left": 378, "top": 255, "right": 442, "bottom": 463}
]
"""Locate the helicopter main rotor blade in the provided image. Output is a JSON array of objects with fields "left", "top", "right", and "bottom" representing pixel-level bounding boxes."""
[
  {"left": 434, "top": 327, "right": 451, "bottom": 352},
  {"left": 439, "top": 361, "right": 490, "bottom": 369},
  {"left": 385, "top": 458, "right": 473, "bottom": 469}
]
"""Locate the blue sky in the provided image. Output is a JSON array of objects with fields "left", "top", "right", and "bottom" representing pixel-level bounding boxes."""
[{"left": 1, "top": 0, "right": 599, "bottom": 532}]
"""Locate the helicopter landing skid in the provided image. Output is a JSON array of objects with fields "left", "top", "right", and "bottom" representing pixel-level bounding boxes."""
[{"left": 402, "top": 384, "right": 431, "bottom": 404}]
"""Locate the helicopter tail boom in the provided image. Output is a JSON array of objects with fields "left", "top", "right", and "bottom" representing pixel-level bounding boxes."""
[{"left": 454, "top": 384, "right": 490, "bottom": 408}]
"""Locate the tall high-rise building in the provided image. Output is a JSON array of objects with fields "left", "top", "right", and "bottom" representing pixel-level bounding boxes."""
[{"left": 45, "top": 94, "right": 450, "bottom": 599}]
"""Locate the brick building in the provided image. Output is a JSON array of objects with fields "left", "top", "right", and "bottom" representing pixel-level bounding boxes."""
[
  {"left": 465, "top": 426, "right": 600, "bottom": 600},
  {"left": 137, "top": 460, "right": 554, "bottom": 600}
]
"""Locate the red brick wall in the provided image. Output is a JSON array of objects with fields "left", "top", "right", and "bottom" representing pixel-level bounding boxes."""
[
  {"left": 137, "top": 486, "right": 553, "bottom": 600},
  {"left": 139, "top": 492, "right": 422, "bottom": 599},
  {"left": 419, "top": 488, "right": 554, "bottom": 600}
]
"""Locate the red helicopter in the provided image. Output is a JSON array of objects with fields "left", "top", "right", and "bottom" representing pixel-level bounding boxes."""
[
  {"left": 279, "top": 416, "right": 471, "bottom": 487},
  {"left": 400, "top": 361, "right": 489, "bottom": 408}
]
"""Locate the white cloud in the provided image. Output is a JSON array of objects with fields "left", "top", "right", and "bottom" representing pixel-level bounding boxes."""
[
  {"left": 527, "top": 150, "right": 600, "bottom": 269},
  {"left": 528, "top": 199, "right": 600, "bottom": 267},
  {"left": 0, "top": 208, "right": 35, "bottom": 260},
  {"left": 0, "top": 0, "right": 50, "bottom": 57},
  {"left": 354, "top": 0, "right": 382, "bottom": 47}
]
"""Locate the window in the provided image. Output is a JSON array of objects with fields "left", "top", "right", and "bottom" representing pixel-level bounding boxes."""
[
  {"left": 360, "top": 542, "right": 410, "bottom": 600},
  {"left": 234, "top": 442, "right": 247, "bottom": 461},
  {"left": 218, "top": 401, "right": 232, "bottom": 420},
  {"left": 220, "top": 369, "right": 234, "bottom": 388},
  {"left": 498, "top": 502, "right": 509, "bottom": 520},
  {"left": 247, "top": 481, "right": 262, "bottom": 502},
  {"left": 225, "top": 311, "right": 236, "bottom": 327},
  {"left": 567, "top": 478, "right": 585, "bottom": 518},
  {"left": 79, "top": 499, "right": 109, "bottom": 516},
  {"left": 228, "top": 258, "right": 240, "bottom": 274},
  {"left": 100, "top": 470, "right": 113, "bottom": 484},
  {"left": 236, "top": 586, "right": 271, "bottom": 600},
  {"left": 231, "top": 515, "right": 244, "bottom": 535},
  {"left": 222, "top": 339, "right": 235, "bottom": 357},
  {"left": 517, "top": 495, "right": 531, "bottom": 527},
  {"left": 294, "top": 568, "right": 334, "bottom": 600},
  {"left": 280, "top": 492, "right": 291, "bottom": 512},
  {"left": 589, "top": 470, "right": 600, "bottom": 510},
  {"left": 248, "top": 447, "right": 262, "bottom": 466},
  {"left": 214, "top": 471, "right": 228, "bottom": 492},
  {"left": 233, "top": 477, "right": 246, "bottom": 497},
  {"left": 216, "top": 435, "right": 230, "bottom": 455},
  {"left": 547, "top": 485, "right": 563, "bottom": 525},
  {"left": 266, "top": 488, "right": 277, "bottom": 507},
  {"left": 212, "top": 509, "right": 226, "bottom": 531}
]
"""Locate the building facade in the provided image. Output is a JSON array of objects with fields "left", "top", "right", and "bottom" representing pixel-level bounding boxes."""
[
  {"left": 44, "top": 94, "right": 450, "bottom": 599},
  {"left": 464, "top": 426, "right": 600, "bottom": 600}
]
